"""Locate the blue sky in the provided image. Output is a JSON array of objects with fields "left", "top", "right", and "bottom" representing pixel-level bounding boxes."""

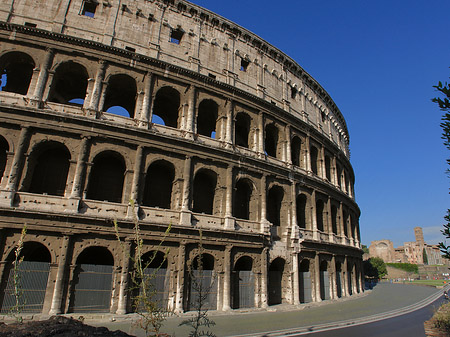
[{"left": 189, "top": 0, "right": 450, "bottom": 247}]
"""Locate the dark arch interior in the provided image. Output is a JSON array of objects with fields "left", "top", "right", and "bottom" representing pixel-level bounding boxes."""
[
  {"left": 197, "top": 99, "right": 218, "bottom": 138},
  {"left": 192, "top": 253, "right": 214, "bottom": 270},
  {"left": 142, "top": 160, "right": 175, "bottom": 209},
  {"left": 234, "top": 256, "right": 252, "bottom": 271},
  {"left": 296, "top": 194, "right": 307, "bottom": 229},
  {"left": 0, "top": 51, "right": 35, "bottom": 95},
  {"left": 153, "top": 86, "right": 180, "bottom": 128},
  {"left": 291, "top": 136, "right": 302, "bottom": 167},
  {"left": 142, "top": 250, "right": 168, "bottom": 269},
  {"left": 331, "top": 205, "right": 338, "bottom": 235},
  {"left": 235, "top": 112, "right": 250, "bottom": 148},
  {"left": 265, "top": 124, "right": 278, "bottom": 158},
  {"left": 310, "top": 146, "right": 318, "bottom": 174},
  {"left": 316, "top": 199, "right": 325, "bottom": 232},
  {"left": 8, "top": 241, "right": 51, "bottom": 263},
  {"left": 48, "top": 62, "right": 88, "bottom": 104},
  {"left": 76, "top": 246, "right": 114, "bottom": 265},
  {"left": 325, "top": 155, "right": 331, "bottom": 181},
  {"left": 343, "top": 211, "right": 349, "bottom": 237},
  {"left": 269, "top": 258, "right": 285, "bottom": 272},
  {"left": 192, "top": 170, "right": 217, "bottom": 214},
  {"left": 267, "top": 185, "right": 283, "bottom": 228},
  {"left": 0, "top": 136, "right": 8, "bottom": 182},
  {"left": 320, "top": 261, "right": 328, "bottom": 271},
  {"left": 233, "top": 179, "right": 252, "bottom": 220},
  {"left": 104, "top": 74, "right": 137, "bottom": 118},
  {"left": 299, "top": 259, "right": 309, "bottom": 272}
]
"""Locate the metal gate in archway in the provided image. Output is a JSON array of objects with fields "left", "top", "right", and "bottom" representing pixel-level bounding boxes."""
[
  {"left": 69, "top": 264, "right": 113, "bottom": 312},
  {"left": 232, "top": 270, "right": 254, "bottom": 309},
  {"left": 299, "top": 271, "right": 312, "bottom": 303},
  {"left": 320, "top": 270, "right": 330, "bottom": 300},
  {"left": 136, "top": 267, "right": 170, "bottom": 311},
  {"left": 186, "top": 270, "right": 217, "bottom": 311},
  {"left": 0, "top": 261, "right": 50, "bottom": 313}
]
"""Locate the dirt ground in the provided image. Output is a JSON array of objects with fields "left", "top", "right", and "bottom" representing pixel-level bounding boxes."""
[{"left": 0, "top": 316, "right": 133, "bottom": 337}]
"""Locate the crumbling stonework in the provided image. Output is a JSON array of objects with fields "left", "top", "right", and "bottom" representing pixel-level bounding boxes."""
[{"left": 0, "top": 0, "right": 362, "bottom": 315}]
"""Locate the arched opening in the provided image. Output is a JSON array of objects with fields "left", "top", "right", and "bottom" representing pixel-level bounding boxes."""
[
  {"left": 186, "top": 253, "right": 216, "bottom": 311},
  {"left": 197, "top": 99, "right": 218, "bottom": 138},
  {"left": 135, "top": 251, "right": 169, "bottom": 310},
  {"left": 86, "top": 151, "right": 125, "bottom": 203},
  {"left": 350, "top": 215, "right": 357, "bottom": 241},
  {"left": 0, "top": 136, "right": 9, "bottom": 183},
  {"left": 48, "top": 61, "right": 88, "bottom": 105},
  {"left": 152, "top": 86, "right": 180, "bottom": 128},
  {"left": 310, "top": 146, "right": 318, "bottom": 175},
  {"left": 299, "top": 259, "right": 312, "bottom": 303},
  {"left": 233, "top": 179, "right": 252, "bottom": 220},
  {"left": 27, "top": 142, "right": 70, "bottom": 196},
  {"left": 336, "top": 262, "right": 342, "bottom": 298},
  {"left": 268, "top": 257, "right": 285, "bottom": 305},
  {"left": 343, "top": 211, "right": 349, "bottom": 238},
  {"left": 316, "top": 199, "right": 325, "bottom": 232},
  {"left": 291, "top": 136, "right": 302, "bottom": 167},
  {"left": 142, "top": 160, "right": 175, "bottom": 209},
  {"left": 347, "top": 263, "right": 353, "bottom": 296},
  {"left": 192, "top": 169, "right": 217, "bottom": 215},
  {"left": 0, "top": 52, "right": 34, "bottom": 95},
  {"left": 336, "top": 163, "right": 342, "bottom": 189},
  {"left": 265, "top": 124, "right": 278, "bottom": 158},
  {"left": 235, "top": 112, "right": 250, "bottom": 148},
  {"left": 104, "top": 74, "right": 137, "bottom": 118},
  {"left": 232, "top": 256, "right": 254, "bottom": 309},
  {"left": 296, "top": 194, "right": 307, "bottom": 229},
  {"left": 325, "top": 155, "right": 331, "bottom": 181},
  {"left": 69, "top": 247, "right": 114, "bottom": 313},
  {"left": 0, "top": 242, "right": 51, "bottom": 313},
  {"left": 319, "top": 260, "right": 330, "bottom": 301},
  {"left": 267, "top": 185, "right": 283, "bottom": 228},
  {"left": 331, "top": 205, "right": 338, "bottom": 235}
]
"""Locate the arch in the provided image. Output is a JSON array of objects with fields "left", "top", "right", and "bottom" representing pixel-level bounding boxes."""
[
  {"left": 310, "top": 145, "right": 318, "bottom": 175},
  {"left": 0, "top": 135, "right": 9, "bottom": 183},
  {"left": 69, "top": 246, "right": 114, "bottom": 313},
  {"left": 192, "top": 169, "right": 217, "bottom": 215},
  {"left": 48, "top": 61, "right": 88, "bottom": 104},
  {"left": 26, "top": 141, "right": 71, "bottom": 196},
  {"left": 104, "top": 74, "right": 137, "bottom": 118},
  {"left": 324, "top": 155, "right": 331, "bottom": 181},
  {"left": 350, "top": 214, "right": 357, "bottom": 241},
  {"left": 197, "top": 99, "right": 218, "bottom": 138},
  {"left": 299, "top": 259, "right": 312, "bottom": 303},
  {"left": 152, "top": 86, "right": 180, "bottom": 128},
  {"left": 235, "top": 112, "right": 250, "bottom": 148},
  {"left": 336, "top": 261, "right": 342, "bottom": 298},
  {"left": 86, "top": 151, "right": 125, "bottom": 203},
  {"left": 319, "top": 260, "right": 330, "bottom": 300},
  {"left": 343, "top": 210, "right": 349, "bottom": 237},
  {"left": 268, "top": 257, "right": 285, "bottom": 305},
  {"left": 0, "top": 51, "right": 35, "bottom": 95},
  {"left": 265, "top": 123, "right": 278, "bottom": 158},
  {"left": 0, "top": 242, "right": 51, "bottom": 313},
  {"left": 232, "top": 256, "right": 254, "bottom": 309},
  {"left": 316, "top": 199, "right": 325, "bottom": 232},
  {"left": 331, "top": 205, "right": 338, "bottom": 235},
  {"left": 233, "top": 178, "right": 253, "bottom": 220},
  {"left": 291, "top": 136, "right": 302, "bottom": 167},
  {"left": 347, "top": 262, "right": 353, "bottom": 295},
  {"left": 186, "top": 253, "right": 217, "bottom": 311},
  {"left": 142, "top": 160, "right": 175, "bottom": 209},
  {"left": 267, "top": 185, "right": 283, "bottom": 228},
  {"left": 296, "top": 194, "right": 307, "bottom": 229}
]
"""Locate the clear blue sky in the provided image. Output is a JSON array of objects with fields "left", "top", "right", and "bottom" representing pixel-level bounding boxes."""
[{"left": 189, "top": 0, "right": 450, "bottom": 247}]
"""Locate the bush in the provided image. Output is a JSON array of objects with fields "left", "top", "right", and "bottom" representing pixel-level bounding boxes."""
[{"left": 386, "top": 263, "right": 418, "bottom": 274}]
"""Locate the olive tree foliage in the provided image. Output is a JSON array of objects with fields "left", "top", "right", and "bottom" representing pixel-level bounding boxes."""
[
  {"left": 363, "top": 257, "right": 387, "bottom": 279},
  {"left": 432, "top": 79, "right": 450, "bottom": 259}
]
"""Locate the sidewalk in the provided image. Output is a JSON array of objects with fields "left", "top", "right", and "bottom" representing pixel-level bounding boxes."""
[{"left": 92, "top": 283, "right": 441, "bottom": 337}]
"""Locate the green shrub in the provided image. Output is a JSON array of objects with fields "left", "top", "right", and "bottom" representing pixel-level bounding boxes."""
[{"left": 386, "top": 263, "right": 418, "bottom": 274}]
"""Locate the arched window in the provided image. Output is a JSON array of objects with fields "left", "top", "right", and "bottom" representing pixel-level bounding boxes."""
[
  {"left": 291, "top": 136, "right": 302, "bottom": 167},
  {"left": 325, "top": 155, "right": 331, "bottom": 181},
  {"left": 232, "top": 256, "right": 254, "bottom": 309},
  {"left": 27, "top": 142, "right": 71, "bottom": 196},
  {"left": 296, "top": 194, "right": 307, "bottom": 229},
  {"left": 316, "top": 199, "right": 325, "bottom": 232},
  {"left": 104, "top": 74, "right": 137, "bottom": 118},
  {"left": 331, "top": 205, "right": 338, "bottom": 235},
  {"left": 0, "top": 52, "right": 34, "bottom": 95},
  {"left": 233, "top": 179, "right": 252, "bottom": 220},
  {"left": 86, "top": 151, "right": 125, "bottom": 203},
  {"left": 192, "top": 169, "right": 217, "bottom": 215},
  {"left": 48, "top": 62, "right": 88, "bottom": 105},
  {"left": 265, "top": 124, "right": 278, "bottom": 158},
  {"left": 142, "top": 160, "right": 175, "bottom": 209},
  {"left": 235, "top": 112, "right": 250, "bottom": 148},
  {"left": 310, "top": 146, "right": 318, "bottom": 175},
  {"left": 267, "top": 185, "right": 283, "bottom": 228},
  {"left": 268, "top": 257, "right": 285, "bottom": 305},
  {"left": 197, "top": 99, "right": 218, "bottom": 138},
  {"left": 0, "top": 136, "right": 8, "bottom": 183},
  {"left": 152, "top": 86, "right": 180, "bottom": 128}
]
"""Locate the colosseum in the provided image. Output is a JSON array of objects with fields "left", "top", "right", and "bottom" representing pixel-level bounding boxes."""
[{"left": 0, "top": 0, "right": 362, "bottom": 315}]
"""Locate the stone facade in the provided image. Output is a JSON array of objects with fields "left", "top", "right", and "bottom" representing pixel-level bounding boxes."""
[{"left": 0, "top": 0, "right": 362, "bottom": 315}]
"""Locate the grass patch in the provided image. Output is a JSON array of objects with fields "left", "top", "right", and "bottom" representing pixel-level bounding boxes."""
[{"left": 409, "top": 279, "right": 448, "bottom": 287}]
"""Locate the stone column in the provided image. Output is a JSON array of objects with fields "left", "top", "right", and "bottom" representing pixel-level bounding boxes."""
[
  {"left": 258, "top": 112, "right": 265, "bottom": 156},
  {"left": 185, "top": 86, "right": 196, "bottom": 138},
  {"left": 88, "top": 60, "right": 107, "bottom": 112},
  {"left": 49, "top": 235, "right": 71, "bottom": 315},
  {"left": 260, "top": 175, "right": 269, "bottom": 233},
  {"left": 330, "top": 255, "right": 337, "bottom": 299},
  {"left": 6, "top": 126, "right": 30, "bottom": 199},
  {"left": 290, "top": 181, "right": 298, "bottom": 229},
  {"left": 70, "top": 136, "right": 90, "bottom": 199},
  {"left": 224, "top": 165, "right": 234, "bottom": 229},
  {"left": 305, "top": 136, "right": 311, "bottom": 172},
  {"left": 320, "top": 145, "right": 325, "bottom": 178},
  {"left": 292, "top": 253, "right": 300, "bottom": 305},
  {"left": 97, "top": 81, "right": 109, "bottom": 113},
  {"left": 130, "top": 146, "right": 144, "bottom": 204},
  {"left": 139, "top": 72, "right": 154, "bottom": 128},
  {"left": 327, "top": 198, "right": 333, "bottom": 241},
  {"left": 117, "top": 238, "right": 132, "bottom": 314},
  {"left": 175, "top": 242, "right": 186, "bottom": 313},
  {"left": 225, "top": 99, "right": 234, "bottom": 145},
  {"left": 352, "top": 264, "right": 358, "bottom": 295},
  {"left": 179, "top": 156, "right": 192, "bottom": 225},
  {"left": 260, "top": 247, "right": 268, "bottom": 308},
  {"left": 285, "top": 125, "right": 291, "bottom": 165},
  {"left": 314, "top": 254, "right": 321, "bottom": 302},
  {"left": 31, "top": 48, "right": 54, "bottom": 104},
  {"left": 222, "top": 245, "right": 232, "bottom": 311},
  {"left": 343, "top": 257, "right": 349, "bottom": 297},
  {"left": 311, "top": 190, "right": 318, "bottom": 240}
]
